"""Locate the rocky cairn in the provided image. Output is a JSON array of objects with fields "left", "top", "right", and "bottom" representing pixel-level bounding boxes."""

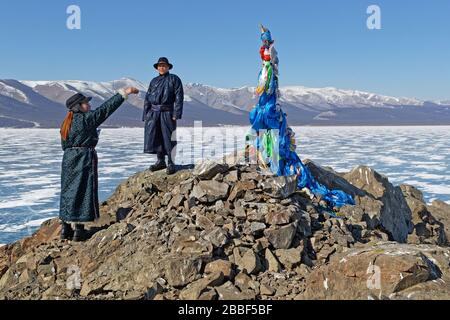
[{"left": 1, "top": 156, "right": 450, "bottom": 300}]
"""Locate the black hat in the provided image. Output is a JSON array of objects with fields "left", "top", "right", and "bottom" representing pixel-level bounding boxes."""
[
  {"left": 153, "top": 57, "right": 173, "bottom": 70},
  {"left": 66, "top": 93, "right": 92, "bottom": 110}
]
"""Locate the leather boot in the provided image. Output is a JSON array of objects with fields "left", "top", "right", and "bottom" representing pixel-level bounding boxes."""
[
  {"left": 166, "top": 163, "right": 176, "bottom": 175},
  {"left": 150, "top": 160, "right": 167, "bottom": 172},
  {"left": 60, "top": 221, "right": 73, "bottom": 240},
  {"left": 72, "top": 224, "right": 87, "bottom": 242}
]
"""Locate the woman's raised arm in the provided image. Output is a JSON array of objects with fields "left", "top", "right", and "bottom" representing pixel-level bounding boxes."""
[{"left": 85, "top": 87, "right": 139, "bottom": 128}]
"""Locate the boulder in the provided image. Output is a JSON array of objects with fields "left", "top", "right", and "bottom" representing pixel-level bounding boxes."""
[
  {"left": 344, "top": 166, "right": 413, "bottom": 243},
  {"left": 164, "top": 256, "right": 202, "bottom": 288},
  {"left": 260, "top": 283, "right": 275, "bottom": 296},
  {"left": 233, "top": 248, "right": 261, "bottom": 275},
  {"left": 264, "top": 222, "right": 297, "bottom": 249},
  {"left": 426, "top": 200, "right": 450, "bottom": 246},
  {"left": 265, "top": 210, "right": 293, "bottom": 226},
  {"left": 260, "top": 175, "right": 298, "bottom": 199},
  {"left": 0, "top": 218, "right": 61, "bottom": 278},
  {"left": 204, "top": 260, "right": 234, "bottom": 279},
  {"left": 264, "top": 248, "right": 281, "bottom": 272},
  {"left": 215, "top": 281, "right": 251, "bottom": 300},
  {"left": 203, "top": 227, "right": 229, "bottom": 248},
  {"left": 250, "top": 222, "right": 267, "bottom": 235},
  {"left": 303, "top": 159, "right": 364, "bottom": 197},
  {"left": 228, "top": 180, "right": 256, "bottom": 202},
  {"left": 179, "top": 272, "right": 224, "bottom": 300},
  {"left": 401, "top": 185, "right": 447, "bottom": 246},
  {"left": 191, "top": 180, "right": 230, "bottom": 203},
  {"left": 193, "top": 160, "right": 229, "bottom": 180},
  {"left": 233, "top": 204, "right": 247, "bottom": 220},
  {"left": 275, "top": 247, "right": 303, "bottom": 270},
  {"left": 302, "top": 242, "right": 450, "bottom": 300}
]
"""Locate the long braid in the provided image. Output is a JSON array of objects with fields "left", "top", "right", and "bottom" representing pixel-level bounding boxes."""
[{"left": 60, "top": 111, "right": 74, "bottom": 141}]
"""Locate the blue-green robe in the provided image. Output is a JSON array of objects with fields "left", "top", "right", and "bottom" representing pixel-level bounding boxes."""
[{"left": 59, "top": 94, "right": 125, "bottom": 222}]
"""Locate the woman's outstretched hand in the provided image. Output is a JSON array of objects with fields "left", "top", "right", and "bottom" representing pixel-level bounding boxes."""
[{"left": 125, "top": 87, "right": 140, "bottom": 95}]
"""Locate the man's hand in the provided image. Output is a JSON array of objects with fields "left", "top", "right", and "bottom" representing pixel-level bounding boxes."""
[
  {"left": 172, "top": 117, "right": 177, "bottom": 121},
  {"left": 125, "top": 87, "right": 139, "bottom": 95}
]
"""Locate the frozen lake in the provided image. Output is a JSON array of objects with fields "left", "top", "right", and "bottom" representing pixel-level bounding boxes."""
[{"left": 0, "top": 126, "right": 449, "bottom": 244}]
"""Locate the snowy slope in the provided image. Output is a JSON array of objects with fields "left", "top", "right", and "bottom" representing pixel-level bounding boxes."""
[{"left": 0, "top": 78, "right": 449, "bottom": 127}]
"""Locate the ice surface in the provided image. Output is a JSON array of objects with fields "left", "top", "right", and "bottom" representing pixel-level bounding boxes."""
[{"left": 0, "top": 126, "right": 449, "bottom": 244}]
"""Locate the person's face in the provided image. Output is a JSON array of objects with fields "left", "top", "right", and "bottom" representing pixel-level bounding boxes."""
[
  {"left": 157, "top": 63, "right": 170, "bottom": 75},
  {"left": 80, "top": 102, "right": 91, "bottom": 112}
]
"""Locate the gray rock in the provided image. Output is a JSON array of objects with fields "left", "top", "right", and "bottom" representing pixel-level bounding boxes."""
[
  {"left": 302, "top": 242, "right": 450, "bottom": 300},
  {"left": 233, "top": 201, "right": 247, "bottom": 220},
  {"left": 193, "top": 160, "right": 229, "bottom": 180},
  {"left": 234, "top": 248, "right": 261, "bottom": 275},
  {"left": 292, "top": 209, "right": 312, "bottom": 237},
  {"left": 196, "top": 215, "right": 215, "bottom": 231},
  {"left": 203, "top": 227, "right": 229, "bottom": 248},
  {"left": 224, "top": 170, "right": 239, "bottom": 183},
  {"left": 264, "top": 222, "right": 297, "bottom": 249},
  {"left": 164, "top": 256, "right": 202, "bottom": 288},
  {"left": 260, "top": 283, "right": 275, "bottom": 296},
  {"left": 344, "top": 166, "right": 413, "bottom": 243},
  {"left": 250, "top": 222, "right": 267, "bottom": 235},
  {"left": 204, "top": 260, "right": 234, "bottom": 279},
  {"left": 145, "top": 282, "right": 163, "bottom": 300},
  {"left": 228, "top": 181, "right": 256, "bottom": 202},
  {"left": 233, "top": 272, "right": 259, "bottom": 295},
  {"left": 339, "top": 205, "right": 364, "bottom": 223},
  {"left": 191, "top": 180, "right": 230, "bottom": 203},
  {"left": 427, "top": 200, "right": 450, "bottom": 246},
  {"left": 215, "top": 200, "right": 225, "bottom": 212},
  {"left": 241, "top": 171, "right": 260, "bottom": 181},
  {"left": 303, "top": 159, "right": 364, "bottom": 197},
  {"left": 265, "top": 210, "right": 293, "bottom": 225},
  {"left": 275, "top": 247, "right": 303, "bottom": 270},
  {"left": 215, "top": 281, "right": 247, "bottom": 300},
  {"left": 179, "top": 272, "right": 224, "bottom": 300},
  {"left": 260, "top": 175, "right": 298, "bottom": 199},
  {"left": 264, "top": 248, "right": 281, "bottom": 272},
  {"left": 400, "top": 185, "right": 446, "bottom": 245},
  {"left": 198, "top": 289, "right": 218, "bottom": 300},
  {"left": 168, "top": 194, "right": 184, "bottom": 209}
]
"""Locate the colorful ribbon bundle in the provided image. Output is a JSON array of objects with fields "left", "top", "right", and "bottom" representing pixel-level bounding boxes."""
[{"left": 247, "top": 25, "right": 355, "bottom": 209}]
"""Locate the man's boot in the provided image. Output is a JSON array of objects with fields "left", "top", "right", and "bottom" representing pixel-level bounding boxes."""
[
  {"left": 150, "top": 160, "right": 167, "bottom": 172},
  {"left": 60, "top": 221, "right": 73, "bottom": 240},
  {"left": 166, "top": 163, "right": 176, "bottom": 175},
  {"left": 72, "top": 224, "right": 87, "bottom": 242},
  {"left": 150, "top": 153, "right": 167, "bottom": 172}
]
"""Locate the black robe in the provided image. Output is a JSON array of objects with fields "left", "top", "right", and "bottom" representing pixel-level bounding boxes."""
[
  {"left": 143, "top": 72, "right": 184, "bottom": 156},
  {"left": 59, "top": 94, "right": 125, "bottom": 222}
]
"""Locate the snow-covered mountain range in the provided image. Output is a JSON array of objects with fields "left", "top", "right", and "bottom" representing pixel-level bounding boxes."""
[{"left": 1, "top": 77, "right": 449, "bottom": 128}]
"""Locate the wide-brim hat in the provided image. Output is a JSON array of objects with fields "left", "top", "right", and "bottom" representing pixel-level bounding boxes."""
[
  {"left": 66, "top": 93, "right": 92, "bottom": 110},
  {"left": 153, "top": 57, "right": 173, "bottom": 70}
]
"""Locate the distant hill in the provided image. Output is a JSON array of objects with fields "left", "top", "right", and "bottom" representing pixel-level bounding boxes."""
[{"left": 1, "top": 78, "right": 450, "bottom": 128}]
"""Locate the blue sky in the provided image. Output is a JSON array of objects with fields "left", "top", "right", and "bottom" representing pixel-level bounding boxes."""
[{"left": 1, "top": 0, "right": 449, "bottom": 100}]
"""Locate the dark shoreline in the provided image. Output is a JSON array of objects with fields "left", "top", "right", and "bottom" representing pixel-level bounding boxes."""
[{"left": 2, "top": 123, "right": 450, "bottom": 129}]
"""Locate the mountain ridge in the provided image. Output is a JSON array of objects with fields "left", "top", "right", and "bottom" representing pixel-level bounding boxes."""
[{"left": 1, "top": 78, "right": 450, "bottom": 128}]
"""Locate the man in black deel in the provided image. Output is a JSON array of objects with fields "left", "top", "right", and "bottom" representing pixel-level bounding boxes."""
[{"left": 143, "top": 57, "right": 184, "bottom": 175}]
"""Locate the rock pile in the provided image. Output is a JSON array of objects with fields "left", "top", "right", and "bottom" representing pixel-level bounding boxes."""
[{"left": 0, "top": 158, "right": 449, "bottom": 300}]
